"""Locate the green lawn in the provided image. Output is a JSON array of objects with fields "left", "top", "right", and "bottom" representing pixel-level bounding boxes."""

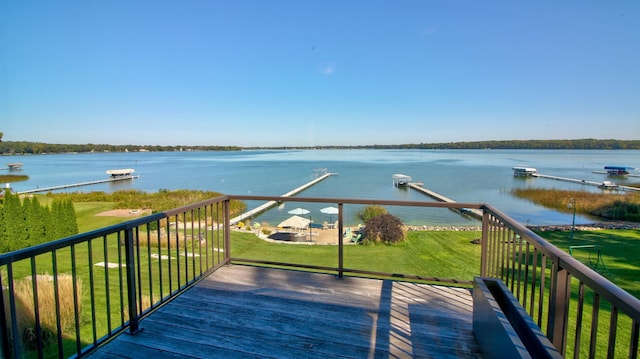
[
  {"left": 536, "top": 229, "right": 640, "bottom": 299},
  {"left": 229, "top": 230, "right": 482, "bottom": 282}
]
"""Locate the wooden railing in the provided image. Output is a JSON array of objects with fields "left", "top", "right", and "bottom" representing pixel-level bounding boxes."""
[{"left": 0, "top": 195, "right": 638, "bottom": 358}]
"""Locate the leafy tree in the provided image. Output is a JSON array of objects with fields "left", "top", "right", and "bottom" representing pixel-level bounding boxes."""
[
  {"left": 362, "top": 213, "right": 405, "bottom": 244},
  {"left": 358, "top": 205, "right": 387, "bottom": 223}
]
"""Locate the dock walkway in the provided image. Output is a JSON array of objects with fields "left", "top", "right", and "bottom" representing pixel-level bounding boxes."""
[
  {"left": 408, "top": 184, "right": 483, "bottom": 219},
  {"left": 230, "top": 172, "right": 335, "bottom": 224},
  {"left": 533, "top": 173, "right": 640, "bottom": 192},
  {"left": 16, "top": 175, "right": 140, "bottom": 194}
]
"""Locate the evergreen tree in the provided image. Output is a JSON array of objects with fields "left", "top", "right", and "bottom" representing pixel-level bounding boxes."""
[
  {"left": 2, "top": 192, "right": 27, "bottom": 251},
  {"left": 24, "top": 196, "right": 47, "bottom": 246},
  {"left": 0, "top": 193, "right": 6, "bottom": 252}
]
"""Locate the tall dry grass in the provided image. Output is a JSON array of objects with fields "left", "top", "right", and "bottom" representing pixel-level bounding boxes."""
[
  {"left": 512, "top": 188, "right": 640, "bottom": 221},
  {"left": 3, "top": 274, "right": 82, "bottom": 349},
  {"left": 123, "top": 294, "right": 158, "bottom": 321}
]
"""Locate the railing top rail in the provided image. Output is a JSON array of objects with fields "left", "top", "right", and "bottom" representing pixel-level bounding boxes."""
[
  {"left": 483, "top": 203, "right": 640, "bottom": 322},
  {"left": 228, "top": 195, "right": 484, "bottom": 209}
]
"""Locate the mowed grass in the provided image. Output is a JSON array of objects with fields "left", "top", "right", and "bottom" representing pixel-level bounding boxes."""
[
  {"left": 536, "top": 229, "right": 640, "bottom": 299},
  {"left": 230, "top": 230, "right": 482, "bottom": 282}
]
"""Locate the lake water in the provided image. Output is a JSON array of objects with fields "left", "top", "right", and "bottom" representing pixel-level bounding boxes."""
[{"left": 3, "top": 149, "right": 639, "bottom": 227}]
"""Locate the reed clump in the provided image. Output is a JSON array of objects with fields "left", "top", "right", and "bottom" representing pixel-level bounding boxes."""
[
  {"left": 3, "top": 274, "right": 82, "bottom": 350},
  {"left": 512, "top": 188, "right": 640, "bottom": 222}
]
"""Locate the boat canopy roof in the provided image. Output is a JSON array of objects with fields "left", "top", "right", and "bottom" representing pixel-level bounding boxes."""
[
  {"left": 604, "top": 166, "right": 633, "bottom": 171},
  {"left": 106, "top": 168, "right": 135, "bottom": 176},
  {"left": 392, "top": 174, "right": 412, "bottom": 180},
  {"left": 512, "top": 166, "right": 537, "bottom": 172}
]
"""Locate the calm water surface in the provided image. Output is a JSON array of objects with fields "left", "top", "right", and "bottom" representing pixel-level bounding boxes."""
[{"left": 3, "top": 149, "right": 639, "bottom": 227}]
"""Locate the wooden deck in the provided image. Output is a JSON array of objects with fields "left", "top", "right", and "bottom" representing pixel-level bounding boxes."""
[{"left": 89, "top": 265, "right": 482, "bottom": 358}]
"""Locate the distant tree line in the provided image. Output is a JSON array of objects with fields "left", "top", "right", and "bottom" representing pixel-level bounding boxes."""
[
  {"left": 2, "top": 139, "right": 640, "bottom": 154},
  {"left": 0, "top": 191, "right": 78, "bottom": 253},
  {"left": 0, "top": 141, "right": 241, "bottom": 155},
  {"left": 252, "top": 139, "right": 640, "bottom": 150}
]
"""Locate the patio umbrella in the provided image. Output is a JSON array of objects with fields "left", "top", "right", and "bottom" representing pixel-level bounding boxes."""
[
  {"left": 320, "top": 206, "right": 339, "bottom": 223},
  {"left": 277, "top": 215, "right": 311, "bottom": 229},
  {"left": 288, "top": 208, "right": 310, "bottom": 216}
]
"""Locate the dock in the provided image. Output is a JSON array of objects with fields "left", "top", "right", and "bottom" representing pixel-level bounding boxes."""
[
  {"left": 230, "top": 172, "right": 336, "bottom": 224},
  {"left": 533, "top": 173, "right": 640, "bottom": 192},
  {"left": 17, "top": 175, "right": 139, "bottom": 195},
  {"left": 408, "top": 183, "right": 483, "bottom": 220}
]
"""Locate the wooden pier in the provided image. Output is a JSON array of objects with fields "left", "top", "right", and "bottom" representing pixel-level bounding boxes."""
[
  {"left": 230, "top": 172, "right": 336, "bottom": 224},
  {"left": 533, "top": 173, "right": 640, "bottom": 192},
  {"left": 408, "top": 184, "right": 483, "bottom": 220},
  {"left": 17, "top": 175, "right": 139, "bottom": 195}
]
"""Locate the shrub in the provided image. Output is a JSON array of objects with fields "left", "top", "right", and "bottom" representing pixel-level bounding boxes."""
[
  {"left": 363, "top": 213, "right": 405, "bottom": 244},
  {"left": 358, "top": 205, "right": 387, "bottom": 223}
]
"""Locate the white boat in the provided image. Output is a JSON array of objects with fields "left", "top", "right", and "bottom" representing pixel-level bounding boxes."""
[
  {"left": 106, "top": 168, "right": 135, "bottom": 178},
  {"left": 392, "top": 174, "right": 412, "bottom": 186}
]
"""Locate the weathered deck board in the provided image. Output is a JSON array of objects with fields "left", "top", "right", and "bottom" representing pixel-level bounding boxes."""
[{"left": 89, "top": 265, "right": 482, "bottom": 358}]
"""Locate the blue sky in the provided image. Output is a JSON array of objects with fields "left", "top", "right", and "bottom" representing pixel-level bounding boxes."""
[{"left": 1, "top": 1, "right": 639, "bottom": 147}]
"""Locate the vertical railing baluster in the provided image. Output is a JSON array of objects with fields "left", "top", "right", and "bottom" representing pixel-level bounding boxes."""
[
  {"left": 509, "top": 229, "right": 516, "bottom": 292},
  {"left": 480, "top": 210, "right": 489, "bottom": 277},
  {"left": 102, "top": 235, "right": 112, "bottom": 335},
  {"left": 117, "top": 231, "right": 125, "bottom": 327},
  {"left": 124, "top": 228, "right": 139, "bottom": 334},
  {"left": 516, "top": 233, "right": 523, "bottom": 300},
  {"left": 51, "top": 251, "right": 63, "bottom": 358},
  {"left": 607, "top": 306, "right": 619, "bottom": 359},
  {"left": 574, "top": 282, "right": 586, "bottom": 359},
  {"left": 6, "top": 264, "right": 20, "bottom": 359},
  {"left": 88, "top": 239, "right": 97, "bottom": 345},
  {"left": 630, "top": 320, "right": 639, "bottom": 359},
  {"left": 522, "top": 241, "right": 530, "bottom": 309},
  {"left": 71, "top": 244, "right": 82, "bottom": 356},
  {"left": 0, "top": 270, "right": 9, "bottom": 359},
  {"left": 182, "top": 213, "right": 189, "bottom": 285},
  {"left": 29, "top": 258, "right": 44, "bottom": 358},
  {"left": 134, "top": 227, "right": 143, "bottom": 315},
  {"left": 146, "top": 223, "right": 153, "bottom": 311},
  {"left": 224, "top": 199, "right": 231, "bottom": 264},
  {"left": 537, "top": 255, "right": 547, "bottom": 328},
  {"left": 589, "top": 293, "right": 601, "bottom": 359},
  {"left": 491, "top": 217, "right": 499, "bottom": 277},
  {"left": 198, "top": 207, "right": 203, "bottom": 275},
  {"left": 118, "top": 231, "right": 126, "bottom": 327},
  {"left": 338, "top": 203, "right": 344, "bottom": 278},
  {"left": 156, "top": 220, "right": 164, "bottom": 302},
  {"left": 167, "top": 217, "right": 173, "bottom": 295},
  {"left": 500, "top": 224, "right": 507, "bottom": 280}
]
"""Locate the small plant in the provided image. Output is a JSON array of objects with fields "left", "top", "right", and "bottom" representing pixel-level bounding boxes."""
[{"left": 362, "top": 213, "right": 405, "bottom": 244}]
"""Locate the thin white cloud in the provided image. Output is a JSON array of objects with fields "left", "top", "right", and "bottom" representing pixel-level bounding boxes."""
[{"left": 319, "top": 64, "right": 335, "bottom": 75}]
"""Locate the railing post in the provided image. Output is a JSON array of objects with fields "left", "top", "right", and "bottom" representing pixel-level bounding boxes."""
[
  {"left": 481, "top": 209, "right": 489, "bottom": 277},
  {"left": 224, "top": 199, "right": 231, "bottom": 264},
  {"left": 124, "top": 227, "right": 140, "bottom": 334},
  {"left": 337, "top": 203, "right": 344, "bottom": 278},
  {"left": 548, "top": 260, "right": 570, "bottom": 356},
  {"left": 0, "top": 274, "right": 10, "bottom": 359}
]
